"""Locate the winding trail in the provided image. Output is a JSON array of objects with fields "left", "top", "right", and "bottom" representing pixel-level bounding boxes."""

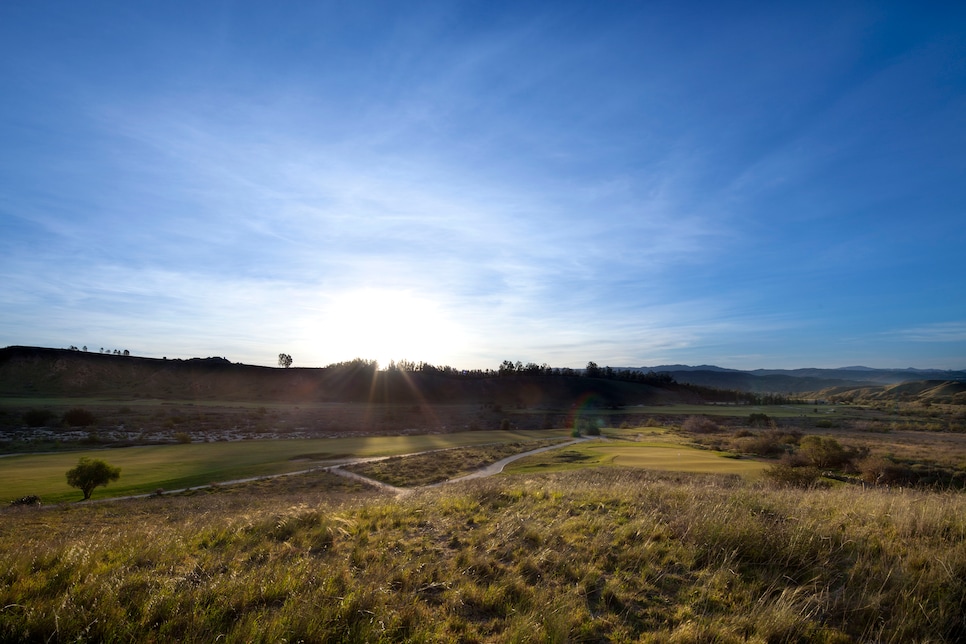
[
  {"left": 65, "top": 437, "right": 590, "bottom": 505},
  {"left": 330, "top": 438, "right": 589, "bottom": 495}
]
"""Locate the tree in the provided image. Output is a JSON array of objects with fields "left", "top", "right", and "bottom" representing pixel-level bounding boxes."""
[
  {"left": 66, "top": 458, "right": 121, "bottom": 500},
  {"left": 278, "top": 353, "right": 293, "bottom": 368}
]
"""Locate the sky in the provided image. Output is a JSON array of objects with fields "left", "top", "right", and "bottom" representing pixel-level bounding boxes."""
[{"left": 1, "top": 1, "right": 964, "bottom": 371}]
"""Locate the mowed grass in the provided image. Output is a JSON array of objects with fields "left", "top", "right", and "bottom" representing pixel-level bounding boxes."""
[
  {"left": 0, "top": 429, "right": 572, "bottom": 503},
  {"left": 506, "top": 440, "right": 769, "bottom": 479}
]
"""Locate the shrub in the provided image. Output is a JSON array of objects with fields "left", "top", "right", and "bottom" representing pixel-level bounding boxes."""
[
  {"left": 747, "top": 412, "right": 772, "bottom": 428},
  {"left": 22, "top": 409, "right": 55, "bottom": 427},
  {"left": 762, "top": 463, "right": 825, "bottom": 488},
  {"left": 682, "top": 416, "right": 720, "bottom": 434},
  {"left": 62, "top": 407, "right": 96, "bottom": 427},
  {"left": 799, "top": 436, "right": 850, "bottom": 469},
  {"left": 576, "top": 417, "right": 601, "bottom": 436},
  {"left": 9, "top": 495, "right": 41, "bottom": 506},
  {"left": 734, "top": 430, "right": 789, "bottom": 457},
  {"left": 174, "top": 432, "right": 192, "bottom": 444},
  {"left": 858, "top": 456, "right": 914, "bottom": 486}
]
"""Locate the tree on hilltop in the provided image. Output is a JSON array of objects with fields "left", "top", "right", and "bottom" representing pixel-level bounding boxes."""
[{"left": 278, "top": 353, "right": 293, "bottom": 368}]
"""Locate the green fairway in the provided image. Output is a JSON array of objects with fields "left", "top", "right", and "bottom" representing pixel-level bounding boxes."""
[
  {"left": 505, "top": 440, "right": 769, "bottom": 478},
  {"left": 0, "top": 429, "right": 571, "bottom": 503}
]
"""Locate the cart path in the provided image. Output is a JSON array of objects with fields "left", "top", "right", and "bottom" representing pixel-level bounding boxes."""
[
  {"left": 333, "top": 437, "right": 589, "bottom": 495},
  {"left": 35, "top": 437, "right": 591, "bottom": 505}
]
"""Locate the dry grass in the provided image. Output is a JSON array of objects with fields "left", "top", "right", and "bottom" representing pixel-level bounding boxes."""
[{"left": 2, "top": 467, "right": 965, "bottom": 642}]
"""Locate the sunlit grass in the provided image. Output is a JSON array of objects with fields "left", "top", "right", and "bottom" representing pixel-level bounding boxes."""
[
  {"left": 506, "top": 440, "right": 769, "bottom": 479},
  {"left": 2, "top": 469, "right": 964, "bottom": 642}
]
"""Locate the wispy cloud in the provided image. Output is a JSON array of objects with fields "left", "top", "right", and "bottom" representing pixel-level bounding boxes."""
[{"left": 886, "top": 322, "right": 966, "bottom": 344}]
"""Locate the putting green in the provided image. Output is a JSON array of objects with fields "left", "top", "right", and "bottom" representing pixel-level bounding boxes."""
[{"left": 506, "top": 440, "right": 768, "bottom": 478}]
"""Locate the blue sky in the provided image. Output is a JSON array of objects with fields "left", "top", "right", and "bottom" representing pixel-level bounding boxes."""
[{"left": 1, "top": 1, "right": 964, "bottom": 370}]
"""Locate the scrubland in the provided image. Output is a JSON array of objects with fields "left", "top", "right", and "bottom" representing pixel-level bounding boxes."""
[{"left": 3, "top": 467, "right": 965, "bottom": 643}]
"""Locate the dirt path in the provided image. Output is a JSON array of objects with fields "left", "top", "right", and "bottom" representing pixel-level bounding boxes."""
[
  {"left": 326, "top": 466, "right": 408, "bottom": 495},
  {"left": 429, "top": 438, "right": 586, "bottom": 487},
  {"left": 335, "top": 438, "right": 589, "bottom": 495},
  {"left": 39, "top": 438, "right": 590, "bottom": 506}
]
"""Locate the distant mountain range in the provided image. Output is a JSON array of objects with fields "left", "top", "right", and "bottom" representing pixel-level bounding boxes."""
[{"left": 633, "top": 365, "right": 966, "bottom": 395}]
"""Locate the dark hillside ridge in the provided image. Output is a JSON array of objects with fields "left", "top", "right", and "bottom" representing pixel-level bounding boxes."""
[
  {"left": 1, "top": 346, "right": 716, "bottom": 407},
  {"left": 634, "top": 365, "right": 966, "bottom": 394},
  {"left": 5, "top": 347, "right": 961, "bottom": 405}
]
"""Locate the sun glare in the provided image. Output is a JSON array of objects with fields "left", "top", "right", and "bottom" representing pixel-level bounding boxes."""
[{"left": 319, "top": 289, "right": 466, "bottom": 367}]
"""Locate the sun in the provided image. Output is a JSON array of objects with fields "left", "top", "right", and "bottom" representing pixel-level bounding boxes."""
[{"left": 318, "top": 288, "right": 466, "bottom": 367}]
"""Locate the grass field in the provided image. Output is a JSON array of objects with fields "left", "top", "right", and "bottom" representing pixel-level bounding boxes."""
[{"left": 0, "top": 429, "right": 572, "bottom": 503}]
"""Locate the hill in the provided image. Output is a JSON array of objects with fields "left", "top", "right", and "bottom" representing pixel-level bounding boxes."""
[
  {"left": 814, "top": 380, "right": 966, "bottom": 405},
  {"left": 0, "top": 346, "right": 713, "bottom": 407},
  {"left": 636, "top": 364, "right": 966, "bottom": 394}
]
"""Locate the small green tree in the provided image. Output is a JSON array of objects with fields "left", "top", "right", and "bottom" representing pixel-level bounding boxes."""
[{"left": 66, "top": 458, "right": 121, "bottom": 500}]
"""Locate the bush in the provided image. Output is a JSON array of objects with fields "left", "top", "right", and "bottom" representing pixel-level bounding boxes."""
[
  {"left": 763, "top": 463, "right": 825, "bottom": 488},
  {"left": 799, "top": 436, "right": 867, "bottom": 472},
  {"left": 799, "top": 436, "right": 850, "bottom": 469},
  {"left": 682, "top": 416, "right": 720, "bottom": 434},
  {"left": 859, "top": 456, "right": 912, "bottom": 486},
  {"left": 22, "top": 409, "right": 55, "bottom": 427},
  {"left": 747, "top": 413, "right": 773, "bottom": 428},
  {"left": 733, "top": 430, "right": 789, "bottom": 457},
  {"left": 62, "top": 407, "right": 96, "bottom": 427},
  {"left": 575, "top": 417, "right": 601, "bottom": 436},
  {"left": 9, "top": 495, "right": 41, "bottom": 506}
]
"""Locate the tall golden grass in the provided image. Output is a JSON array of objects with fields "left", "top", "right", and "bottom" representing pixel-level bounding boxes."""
[{"left": 2, "top": 468, "right": 964, "bottom": 642}]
